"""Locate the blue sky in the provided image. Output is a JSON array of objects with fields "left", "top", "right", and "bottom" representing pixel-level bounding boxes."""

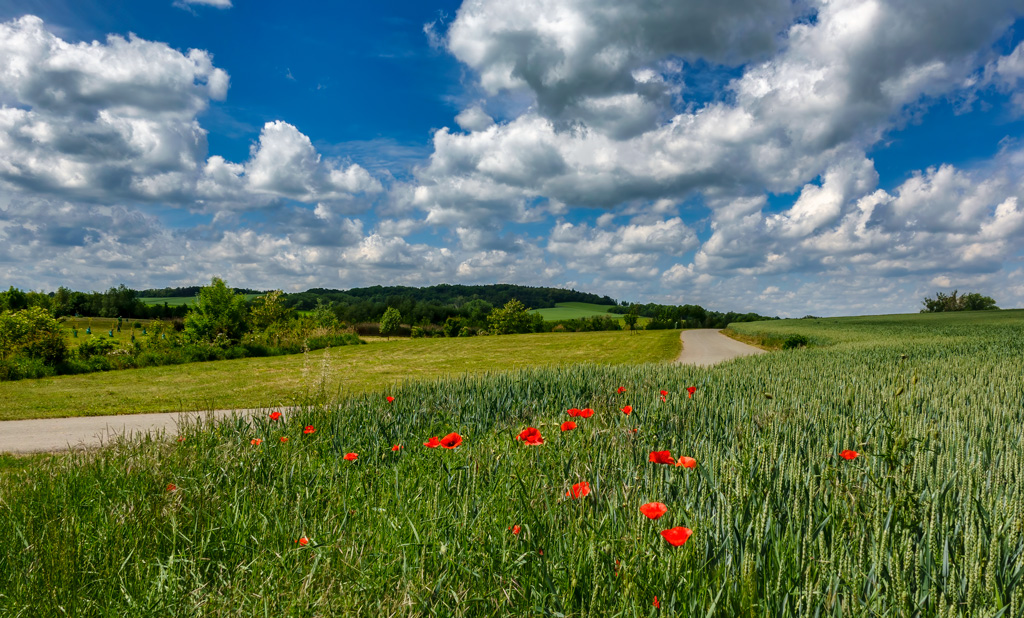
[{"left": 1, "top": 0, "right": 1024, "bottom": 316}]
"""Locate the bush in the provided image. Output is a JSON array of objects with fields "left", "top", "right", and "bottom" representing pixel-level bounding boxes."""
[
  {"left": 782, "top": 334, "right": 809, "bottom": 349},
  {"left": 410, "top": 326, "right": 425, "bottom": 338}
]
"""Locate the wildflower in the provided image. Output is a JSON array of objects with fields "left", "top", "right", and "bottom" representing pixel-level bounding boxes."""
[
  {"left": 391, "top": 444, "right": 403, "bottom": 451},
  {"left": 344, "top": 453, "right": 358, "bottom": 461},
  {"left": 567, "top": 482, "right": 591, "bottom": 499},
  {"left": 510, "top": 525, "right": 521, "bottom": 535},
  {"left": 621, "top": 405, "right": 633, "bottom": 415},
  {"left": 649, "top": 450, "right": 674, "bottom": 465},
  {"left": 660, "top": 527, "right": 693, "bottom": 547},
  {"left": 659, "top": 390, "right": 668, "bottom": 397},
  {"left": 516, "top": 427, "right": 544, "bottom": 445},
  {"left": 295, "top": 537, "right": 309, "bottom": 546},
  {"left": 166, "top": 483, "right": 177, "bottom": 492},
  {"left": 567, "top": 407, "right": 581, "bottom": 417},
  {"left": 423, "top": 436, "right": 441, "bottom": 448},
  {"left": 629, "top": 427, "right": 639, "bottom": 433},
  {"left": 676, "top": 456, "right": 696, "bottom": 469},
  {"left": 303, "top": 425, "right": 316, "bottom": 435},
  {"left": 440, "top": 432, "right": 462, "bottom": 449},
  {"left": 617, "top": 386, "right": 626, "bottom": 394},
  {"left": 639, "top": 502, "right": 668, "bottom": 520},
  {"left": 561, "top": 421, "right": 577, "bottom": 431},
  {"left": 270, "top": 411, "right": 282, "bottom": 421},
  {"left": 653, "top": 596, "right": 660, "bottom": 609},
  {"left": 386, "top": 396, "right": 395, "bottom": 403},
  {"left": 579, "top": 408, "right": 595, "bottom": 418},
  {"left": 279, "top": 437, "right": 289, "bottom": 443},
  {"left": 840, "top": 449, "right": 859, "bottom": 460},
  {"left": 251, "top": 438, "right": 262, "bottom": 446},
  {"left": 177, "top": 436, "right": 185, "bottom": 443},
  {"left": 686, "top": 386, "right": 696, "bottom": 398}
]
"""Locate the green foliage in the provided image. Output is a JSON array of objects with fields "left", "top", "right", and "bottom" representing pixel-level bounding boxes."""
[
  {"left": 379, "top": 307, "right": 402, "bottom": 339},
  {"left": 183, "top": 278, "right": 249, "bottom": 345},
  {"left": 442, "top": 315, "right": 462, "bottom": 337},
  {"left": 249, "top": 290, "right": 292, "bottom": 330},
  {"left": 781, "top": 334, "right": 809, "bottom": 349},
  {"left": 487, "top": 298, "right": 539, "bottom": 334},
  {"left": 624, "top": 305, "right": 639, "bottom": 331},
  {"left": 921, "top": 289, "right": 998, "bottom": 312},
  {"left": 0, "top": 307, "right": 68, "bottom": 364}
]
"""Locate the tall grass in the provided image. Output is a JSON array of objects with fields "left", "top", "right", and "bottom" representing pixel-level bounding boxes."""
[{"left": 2, "top": 313, "right": 1023, "bottom": 616}]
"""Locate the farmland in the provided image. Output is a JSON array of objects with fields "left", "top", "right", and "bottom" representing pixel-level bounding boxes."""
[
  {"left": 530, "top": 302, "right": 616, "bottom": 320},
  {"left": 2, "top": 312, "right": 1023, "bottom": 615},
  {"left": 139, "top": 294, "right": 262, "bottom": 307}
]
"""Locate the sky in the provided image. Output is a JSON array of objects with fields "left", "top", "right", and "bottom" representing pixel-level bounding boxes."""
[{"left": 1, "top": 0, "right": 1024, "bottom": 316}]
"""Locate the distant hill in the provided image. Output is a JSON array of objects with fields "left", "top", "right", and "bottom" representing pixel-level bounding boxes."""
[{"left": 283, "top": 283, "right": 617, "bottom": 311}]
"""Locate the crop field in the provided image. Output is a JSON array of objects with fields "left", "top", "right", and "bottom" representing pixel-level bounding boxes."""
[
  {"left": 531, "top": 302, "right": 616, "bottom": 320},
  {"left": 60, "top": 317, "right": 160, "bottom": 349},
  {"left": 2, "top": 312, "right": 1023, "bottom": 616},
  {"left": 0, "top": 330, "right": 681, "bottom": 421},
  {"left": 138, "top": 294, "right": 262, "bottom": 307}
]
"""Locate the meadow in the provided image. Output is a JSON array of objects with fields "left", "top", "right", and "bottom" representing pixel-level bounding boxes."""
[
  {"left": 531, "top": 302, "right": 616, "bottom": 320},
  {"left": 2, "top": 312, "right": 1023, "bottom": 616},
  {"left": 138, "top": 294, "right": 262, "bottom": 307}
]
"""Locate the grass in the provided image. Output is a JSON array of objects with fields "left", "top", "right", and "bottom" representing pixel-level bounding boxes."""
[
  {"left": 139, "top": 294, "right": 262, "bottom": 307},
  {"left": 0, "top": 330, "right": 682, "bottom": 421},
  {"left": 61, "top": 317, "right": 159, "bottom": 349},
  {"left": 531, "top": 302, "right": 616, "bottom": 320},
  {"left": 1, "top": 311, "right": 1022, "bottom": 615}
]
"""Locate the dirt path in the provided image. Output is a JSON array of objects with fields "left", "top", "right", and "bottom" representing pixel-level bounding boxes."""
[{"left": 676, "top": 329, "right": 766, "bottom": 366}]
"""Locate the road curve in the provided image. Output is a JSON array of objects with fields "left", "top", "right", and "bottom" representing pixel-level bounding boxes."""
[{"left": 676, "top": 329, "right": 766, "bottom": 366}]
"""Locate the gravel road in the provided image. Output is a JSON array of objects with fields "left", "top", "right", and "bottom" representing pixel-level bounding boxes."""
[{"left": 676, "top": 328, "right": 765, "bottom": 366}]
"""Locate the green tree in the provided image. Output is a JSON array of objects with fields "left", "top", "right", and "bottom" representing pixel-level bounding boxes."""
[
  {"left": 623, "top": 305, "right": 639, "bottom": 333},
  {"left": 921, "top": 290, "right": 998, "bottom": 312},
  {"left": 0, "top": 307, "right": 69, "bottom": 363},
  {"left": 183, "top": 278, "right": 249, "bottom": 344},
  {"left": 380, "top": 306, "right": 402, "bottom": 339},
  {"left": 487, "top": 299, "right": 535, "bottom": 335},
  {"left": 249, "top": 290, "right": 292, "bottom": 330}
]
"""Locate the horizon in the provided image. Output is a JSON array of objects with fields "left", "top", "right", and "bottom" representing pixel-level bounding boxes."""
[{"left": 2, "top": 1, "right": 1024, "bottom": 318}]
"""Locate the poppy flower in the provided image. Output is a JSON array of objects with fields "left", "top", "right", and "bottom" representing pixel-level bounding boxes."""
[
  {"left": 561, "top": 421, "right": 577, "bottom": 431},
  {"left": 567, "top": 481, "right": 591, "bottom": 499},
  {"left": 440, "top": 432, "right": 462, "bottom": 449},
  {"left": 303, "top": 425, "right": 316, "bottom": 435},
  {"left": 629, "top": 427, "right": 639, "bottom": 433},
  {"left": 660, "top": 526, "right": 693, "bottom": 547},
  {"left": 639, "top": 502, "right": 668, "bottom": 520},
  {"left": 653, "top": 596, "right": 660, "bottom": 609},
  {"left": 660, "top": 390, "right": 668, "bottom": 397},
  {"left": 676, "top": 456, "right": 696, "bottom": 469},
  {"left": 344, "top": 452, "right": 358, "bottom": 461},
  {"left": 166, "top": 483, "right": 177, "bottom": 492},
  {"left": 517, "top": 427, "right": 544, "bottom": 445},
  {"left": 660, "top": 395, "right": 667, "bottom": 402},
  {"left": 269, "top": 411, "right": 282, "bottom": 421},
  {"left": 840, "top": 449, "right": 859, "bottom": 460},
  {"left": 579, "top": 408, "right": 595, "bottom": 418},
  {"left": 295, "top": 537, "right": 309, "bottom": 546},
  {"left": 686, "top": 386, "right": 697, "bottom": 398},
  {"left": 279, "top": 436, "right": 289, "bottom": 443},
  {"left": 649, "top": 450, "right": 674, "bottom": 465},
  {"left": 386, "top": 396, "right": 395, "bottom": 403},
  {"left": 567, "top": 407, "right": 581, "bottom": 417},
  {"left": 510, "top": 525, "right": 521, "bottom": 535},
  {"left": 423, "top": 436, "right": 441, "bottom": 448},
  {"left": 391, "top": 444, "right": 403, "bottom": 451},
  {"left": 621, "top": 405, "right": 633, "bottom": 415},
  {"left": 250, "top": 438, "right": 262, "bottom": 446},
  {"left": 617, "top": 386, "right": 627, "bottom": 394},
  {"left": 177, "top": 436, "right": 185, "bottom": 443}
]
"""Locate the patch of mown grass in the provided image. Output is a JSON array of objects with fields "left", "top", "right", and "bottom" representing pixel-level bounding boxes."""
[
  {"left": 2, "top": 312, "right": 1023, "bottom": 616},
  {"left": 0, "top": 330, "right": 681, "bottom": 420}
]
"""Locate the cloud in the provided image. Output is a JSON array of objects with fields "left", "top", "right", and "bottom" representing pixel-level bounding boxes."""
[
  {"left": 454, "top": 105, "right": 495, "bottom": 132},
  {"left": 175, "top": 0, "right": 232, "bottom": 9}
]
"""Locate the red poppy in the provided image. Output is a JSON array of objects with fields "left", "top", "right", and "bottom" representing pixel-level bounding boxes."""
[
  {"left": 567, "top": 481, "right": 591, "bottom": 499},
  {"left": 279, "top": 436, "right": 289, "bottom": 443},
  {"left": 561, "top": 421, "right": 577, "bottom": 431},
  {"left": 579, "top": 408, "right": 595, "bottom": 418},
  {"left": 659, "top": 390, "right": 668, "bottom": 396},
  {"left": 676, "top": 456, "right": 696, "bottom": 469},
  {"left": 653, "top": 596, "right": 660, "bottom": 609},
  {"left": 510, "top": 525, "right": 521, "bottom": 535},
  {"left": 440, "top": 432, "right": 462, "bottom": 449},
  {"left": 386, "top": 396, "right": 395, "bottom": 403},
  {"left": 295, "top": 537, "right": 309, "bottom": 546},
  {"left": 660, "top": 526, "right": 693, "bottom": 547},
  {"left": 516, "top": 427, "right": 544, "bottom": 445},
  {"left": 166, "top": 483, "right": 177, "bottom": 492},
  {"left": 621, "top": 405, "right": 633, "bottom": 415},
  {"left": 660, "top": 395, "right": 667, "bottom": 402},
  {"left": 639, "top": 502, "right": 668, "bottom": 520},
  {"left": 649, "top": 450, "right": 674, "bottom": 465},
  {"left": 840, "top": 449, "right": 859, "bottom": 460},
  {"left": 303, "top": 425, "right": 316, "bottom": 435},
  {"left": 423, "top": 436, "right": 441, "bottom": 448},
  {"left": 567, "top": 407, "right": 581, "bottom": 417},
  {"left": 686, "top": 386, "right": 696, "bottom": 398},
  {"left": 250, "top": 438, "right": 262, "bottom": 446},
  {"left": 617, "top": 386, "right": 626, "bottom": 394},
  {"left": 344, "top": 452, "right": 358, "bottom": 461},
  {"left": 391, "top": 444, "right": 403, "bottom": 451},
  {"left": 270, "top": 411, "right": 282, "bottom": 421},
  {"left": 629, "top": 427, "right": 639, "bottom": 433},
  {"left": 177, "top": 436, "right": 185, "bottom": 442}
]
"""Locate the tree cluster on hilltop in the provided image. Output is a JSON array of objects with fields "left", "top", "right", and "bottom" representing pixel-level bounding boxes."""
[
  {"left": 609, "top": 302, "right": 775, "bottom": 329},
  {"left": 921, "top": 290, "right": 998, "bottom": 312}
]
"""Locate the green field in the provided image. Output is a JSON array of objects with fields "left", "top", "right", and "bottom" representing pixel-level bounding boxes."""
[
  {"left": 3, "top": 312, "right": 1023, "bottom": 615},
  {"left": 0, "top": 330, "right": 681, "bottom": 420},
  {"left": 531, "top": 302, "right": 616, "bottom": 320},
  {"left": 139, "top": 294, "right": 262, "bottom": 307},
  {"left": 60, "top": 317, "right": 159, "bottom": 349}
]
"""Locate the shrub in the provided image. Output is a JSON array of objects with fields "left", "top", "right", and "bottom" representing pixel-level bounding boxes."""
[
  {"left": 782, "top": 334, "right": 809, "bottom": 349},
  {"left": 410, "top": 326, "right": 425, "bottom": 338}
]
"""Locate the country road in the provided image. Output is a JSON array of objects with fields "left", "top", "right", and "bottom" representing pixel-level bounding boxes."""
[{"left": 2, "top": 330, "right": 766, "bottom": 454}]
